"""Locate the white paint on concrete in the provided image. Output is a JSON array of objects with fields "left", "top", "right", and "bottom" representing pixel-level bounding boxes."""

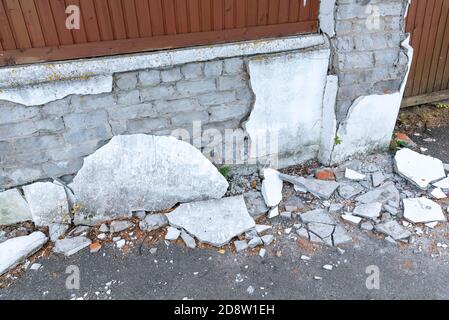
[
  {"left": 0, "top": 35, "right": 325, "bottom": 90},
  {"left": 0, "top": 75, "right": 112, "bottom": 106},
  {"left": 319, "top": 0, "right": 336, "bottom": 37},
  {"left": 318, "top": 75, "right": 338, "bottom": 165},
  {"left": 245, "top": 49, "right": 330, "bottom": 167},
  {"left": 330, "top": 37, "right": 414, "bottom": 164}
]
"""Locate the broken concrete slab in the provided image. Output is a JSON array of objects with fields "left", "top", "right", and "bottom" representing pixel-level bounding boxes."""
[
  {"left": 361, "top": 221, "right": 374, "bottom": 231},
  {"left": 353, "top": 202, "right": 382, "bottom": 219},
  {"left": 48, "top": 223, "right": 69, "bottom": 242},
  {"left": 341, "top": 214, "right": 362, "bottom": 225},
  {"left": 332, "top": 225, "right": 352, "bottom": 245},
  {"left": 299, "top": 209, "right": 336, "bottom": 225},
  {"left": 243, "top": 192, "right": 269, "bottom": 219},
  {"left": 345, "top": 169, "right": 366, "bottom": 181},
  {"left": 431, "top": 188, "right": 447, "bottom": 200},
  {"left": 394, "top": 148, "right": 446, "bottom": 190},
  {"left": 433, "top": 177, "right": 449, "bottom": 190},
  {"left": 338, "top": 182, "right": 365, "bottom": 199},
  {"left": 371, "top": 172, "right": 386, "bottom": 187},
  {"left": 139, "top": 214, "right": 168, "bottom": 232},
  {"left": 181, "top": 230, "right": 196, "bottom": 249},
  {"left": 261, "top": 169, "right": 283, "bottom": 207},
  {"left": 308, "top": 223, "right": 334, "bottom": 240},
  {"left": 403, "top": 197, "right": 446, "bottom": 224},
  {"left": 165, "top": 227, "right": 181, "bottom": 241},
  {"left": 255, "top": 225, "right": 272, "bottom": 234},
  {"left": 71, "top": 134, "right": 229, "bottom": 225},
  {"left": 261, "top": 235, "right": 274, "bottom": 246},
  {"left": 0, "top": 231, "right": 48, "bottom": 276},
  {"left": 268, "top": 206, "right": 279, "bottom": 219},
  {"left": 279, "top": 173, "right": 339, "bottom": 199},
  {"left": 22, "top": 182, "right": 70, "bottom": 227},
  {"left": 355, "top": 182, "right": 400, "bottom": 207},
  {"left": 53, "top": 236, "right": 92, "bottom": 256},
  {"left": 166, "top": 196, "right": 255, "bottom": 247},
  {"left": 109, "top": 221, "right": 134, "bottom": 234},
  {"left": 248, "top": 237, "right": 263, "bottom": 248},
  {"left": 0, "top": 189, "right": 32, "bottom": 226},
  {"left": 375, "top": 220, "right": 411, "bottom": 240}
]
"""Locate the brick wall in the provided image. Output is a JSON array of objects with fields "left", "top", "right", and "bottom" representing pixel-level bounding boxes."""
[
  {"left": 333, "top": 0, "right": 409, "bottom": 121},
  {"left": 0, "top": 57, "right": 254, "bottom": 189}
]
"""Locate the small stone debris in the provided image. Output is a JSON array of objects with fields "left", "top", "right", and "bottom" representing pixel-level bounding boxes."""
[
  {"left": 255, "top": 225, "right": 272, "bottom": 234},
  {"left": 323, "top": 264, "right": 333, "bottom": 271},
  {"left": 431, "top": 188, "right": 447, "bottom": 199},
  {"left": 345, "top": 168, "right": 366, "bottom": 181},
  {"left": 356, "top": 182, "right": 400, "bottom": 207},
  {"left": 149, "top": 248, "right": 157, "bottom": 254},
  {"left": 99, "top": 224, "right": 109, "bottom": 233},
  {"left": 300, "top": 209, "right": 336, "bottom": 225},
  {"left": 433, "top": 177, "right": 449, "bottom": 189},
  {"left": 338, "top": 183, "right": 364, "bottom": 199},
  {"left": 332, "top": 225, "right": 352, "bottom": 245},
  {"left": 70, "top": 226, "right": 89, "bottom": 236},
  {"left": 280, "top": 212, "right": 292, "bottom": 219},
  {"left": 109, "top": 220, "right": 134, "bottom": 234},
  {"left": 243, "top": 192, "right": 269, "bottom": 219},
  {"left": 30, "top": 263, "right": 42, "bottom": 271},
  {"left": 48, "top": 223, "right": 69, "bottom": 242},
  {"left": 261, "top": 168, "right": 283, "bottom": 207},
  {"left": 361, "top": 222, "right": 374, "bottom": 231},
  {"left": 353, "top": 202, "right": 382, "bottom": 219},
  {"left": 284, "top": 228, "right": 292, "bottom": 234},
  {"left": 341, "top": 214, "right": 362, "bottom": 225},
  {"left": 371, "top": 172, "right": 386, "bottom": 187},
  {"left": 315, "top": 168, "right": 336, "bottom": 181},
  {"left": 139, "top": 214, "right": 168, "bottom": 232},
  {"left": 234, "top": 240, "right": 248, "bottom": 252},
  {"left": 248, "top": 237, "right": 263, "bottom": 248},
  {"left": 53, "top": 236, "right": 91, "bottom": 256},
  {"left": 261, "top": 235, "right": 274, "bottom": 246},
  {"left": 375, "top": 221, "right": 411, "bottom": 240},
  {"left": 403, "top": 197, "right": 446, "bottom": 223},
  {"left": 259, "top": 248, "right": 266, "bottom": 258},
  {"left": 301, "top": 255, "right": 311, "bottom": 261},
  {"left": 394, "top": 148, "right": 446, "bottom": 190},
  {"left": 180, "top": 230, "right": 196, "bottom": 249},
  {"left": 329, "top": 203, "right": 343, "bottom": 213},
  {"left": 280, "top": 174, "right": 339, "bottom": 199},
  {"left": 0, "top": 189, "right": 33, "bottom": 226},
  {"left": 116, "top": 239, "right": 126, "bottom": 249},
  {"left": 268, "top": 207, "right": 279, "bottom": 219},
  {"left": 425, "top": 221, "right": 438, "bottom": 229},
  {"left": 165, "top": 227, "right": 181, "bottom": 241},
  {"left": 97, "top": 233, "right": 107, "bottom": 240},
  {"left": 246, "top": 286, "right": 255, "bottom": 295}
]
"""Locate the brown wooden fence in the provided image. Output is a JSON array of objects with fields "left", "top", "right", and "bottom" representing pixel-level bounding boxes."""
[
  {"left": 403, "top": 0, "right": 449, "bottom": 107},
  {"left": 0, "top": 0, "right": 319, "bottom": 66}
]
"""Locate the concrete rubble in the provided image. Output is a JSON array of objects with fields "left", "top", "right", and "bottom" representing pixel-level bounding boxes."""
[
  {"left": 403, "top": 197, "right": 446, "bottom": 223},
  {"left": 166, "top": 196, "right": 255, "bottom": 247},
  {"left": 0, "top": 232, "right": 48, "bottom": 276},
  {"left": 139, "top": 214, "right": 168, "bottom": 232},
  {"left": 53, "top": 237, "right": 92, "bottom": 256},
  {"left": 0, "top": 189, "right": 32, "bottom": 226},
  {"left": 261, "top": 169, "right": 283, "bottom": 207}
]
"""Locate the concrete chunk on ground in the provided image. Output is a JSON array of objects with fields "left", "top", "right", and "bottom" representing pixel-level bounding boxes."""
[
  {"left": 165, "top": 227, "right": 181, "bottom": 241},
  {"left": 307, "top": 223, "right": 335, "bottom": 240},
  {"left": 375, "top": 220, "right": 411, "bottom": 240},
  {"left": 394, "top": 148, "right": 446, "bottom": 190},
  {"left": 279, "top": 174, "right": 339, "bottom": 199},
  {"left": 431, "top": 188, "right": 447, "bottom": 200},
  {"left": 53, "top": 236, "right": 92, "bottom": 256},
  {"left": 248, "top": 237, "right": 263, "bottom": 248},
  {"left": 139, "top": 214, "right": 168, "bottom": 232},
  {"left": 23, "top": 182, "right": 70, "bottom": 227},
  {"left": 109, "top": 221, "right": 134, "bottom": 234},
  {"left": 234, "top": 240, "right": 248, "bottom": 252},
  {"left": 345, "top": 168, "right": 366, "bottom": 181},
  {"left": 243, "top": 192, "right": 269, "bottom": 219},
  {"left": 299, "top": 209, "right": 336, "bottom": 225},
  {"left": 261, "top": 235, "right": 274, "bottom": 246},
  {"left": 433, "top": 177, "right": 449, "bottom": 190},
  {"left": 166, "top": 196, "right": 255, "bottom": 247},
  {"left": 48, "top": 223, "right": 69, "bottom": 242},
  {"left": 71, "top": 134, "right": 229, "bottom": 225},
  {"left": 0, "top": 189, "right": 32, "bottom": 226},
  {"left": 332, "top": 225, "right": 352, "bottom": 245},
  {"left": 341, "top": 214, "right": 362, "bottom": 225},
  {"left": 355, "top": 182, "right": 400, "bottom": 207},
  {"left": 181, "top": 230, "right": 196, "bottom": 249},
  {"left": 403, "top": 197, "right": 446, "bottom": 223},
  {"left": 0, "top": 231, "right": 48, "bottom": 276},
  {"left": 353, "top": 202, "right": 382, "bottom": 219},
  {"left": 261, "top": 169, "right": 283, "bottom": 207},
  {"left": 255, "top": 225, "right": 272, "bottom": 234},
  {"left": 338, "top": 182, "right": 365, "bottom": 199},
  {"left": 371, "top": 172, "right": 386, "bottom": 187}
]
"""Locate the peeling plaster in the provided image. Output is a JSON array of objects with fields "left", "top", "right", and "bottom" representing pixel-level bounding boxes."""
[
  {"left": 0, "top": 75, "right": 112, "bottom": 106},
  {"left": 330, "top": 36, "right": 414, "bottom": 164},
  {"left": 319, "top": 0, "right": 337, "bottom": 37},
  {"left": 245, "top": 48, "right": 330, "bottom": 168},
  {"left": 0, "top": 35, "right": 325, "bottom": 90},
  {"left": 318, "top": 75, "right": 338, "bottom": 165}
]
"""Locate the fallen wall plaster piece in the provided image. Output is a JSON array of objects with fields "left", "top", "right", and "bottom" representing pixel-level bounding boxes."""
[
  {"left": 330, "top": 37, "right": 414, "bottom": 164},
  {"left": 318, "top": 75, "right": 338, "bottom": 165},
  {"left": 245, "top": 48, "right": 330, "bottom": 168},
  {"left": 0, "top": 75, "right": 112, "bottom": 106}
]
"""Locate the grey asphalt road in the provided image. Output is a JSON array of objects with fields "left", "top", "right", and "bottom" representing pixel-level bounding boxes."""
[{"left": 1, "top": 125, "right": 449, "bottom": 300}]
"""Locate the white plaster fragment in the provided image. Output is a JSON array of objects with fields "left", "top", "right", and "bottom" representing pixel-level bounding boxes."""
[
  {"left": 341, "top": 214, "right": 362, "bottom": 225},
  {"left": 403, "top": 197, "right": 446, "bottom": 224},
  {"left": 345, "top": 168, "right": 366, "bottom": 181},
  {"left": 0, "top": 75, "right": 112, "bottom": 106},
  {"left": 433, "top": 177, "right": 449, "bottom": 190},
  {"left": 261, "top": 169, "right": 283, "bottom": 207},
  {"left": 0, "top": 189, "right": 32, "bottom": 226},
  {"left": 245, "top": 49, "right": 330, "bottom": 168}
]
